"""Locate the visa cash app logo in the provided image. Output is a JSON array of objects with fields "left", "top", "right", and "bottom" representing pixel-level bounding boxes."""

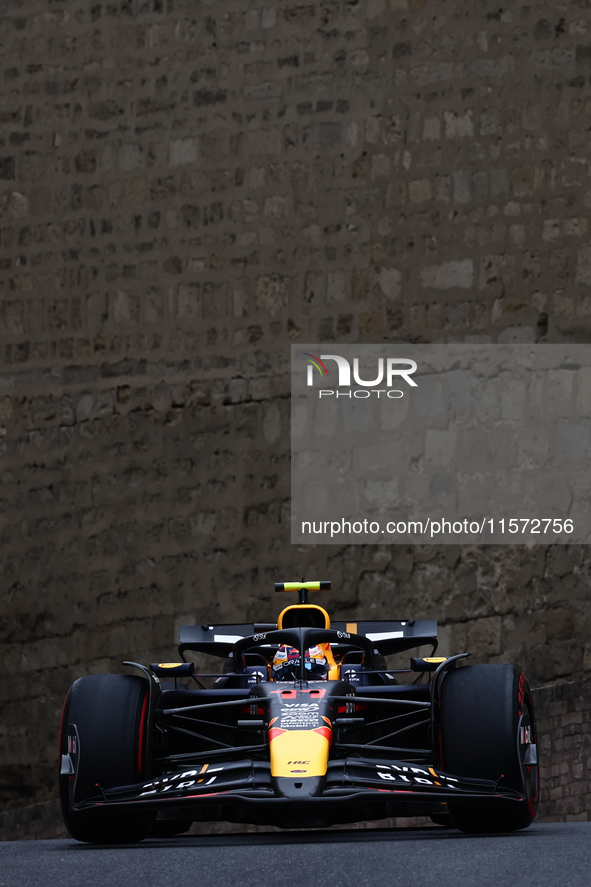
[{"left": 302, "top": 352, "right": 418, "bottom": 399}]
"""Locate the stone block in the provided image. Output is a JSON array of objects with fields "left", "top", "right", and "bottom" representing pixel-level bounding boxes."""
[
  {"left": 409, "top": 179, "right": 432, "bottom": 203},
  {"left": 545, "top": 608, "right": 574, "bottom": 641},
  {"left": 530, "top": 48, "right": 575, "bottom": 70},
  {"left": 420, "top": 259, "right": 473, "bottom": 290},
  {"left": 0, "top": 301, "right": 24, "bottom": 336},
  {"left": 111, "top": 291, "right": 139, "bottom": 325},
  {"left": 377, "top": 268, "right": 401, "bottom": 300},
  {"left": 255, "top": 275, "right": 289, "bottom": 313},
  {"left": 169, "top": 138, "right": 198, "bottom": 167},
  {"left": 118, "top": 144, "right": 143, "bottom": 172},
  {"left": 371, "top": 154, "right": 390, "bottom": 179},
  {"left": 412, "top": 62, "right": 454, "bottom": 87},
  {"left": 423, "top": 117, "right": 440, "bottom": 140},
  {"left": 467, "top": 616, "right": 502, "bottom": 657},
  {"left": 576, "top": 244, "right": 591, "bottom": 285},
  {"left": 327, "top": 270, "right": 349, "bottom": 304},
  {"left": 444, "top": 110, "right": 473, "bottom": 138},
  {"left": 123, "top": 177, "right": 147, "bottom": 203},
  {"left": 245, "top": 130, "right": 281, "bottom": 155},
  {"left": 490, "top": 169, "right": 509, "bottom": 196},
  {"left": 424, "top": 423, "right": 458, "bottom": 466},
  {"left": 555, "top": 419, "right": 591, "bottom": 462},
  {"left": 452, "top": 170, "right": 470, "bottom": 204}
]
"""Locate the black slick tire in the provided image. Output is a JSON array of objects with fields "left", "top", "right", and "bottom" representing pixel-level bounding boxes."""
[
  {"left": 59, "top": 674, "right": 157, "bottom": 844},
  {"left": 440, "top": 663, "right": 539, "bottom": 834}
]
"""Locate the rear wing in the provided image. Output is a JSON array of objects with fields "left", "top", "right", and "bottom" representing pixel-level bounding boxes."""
[
  {"left": 334, "top": 619, "right": 437, "bottom": 656},
  {"left": 178, "top": 620, "right": 437, "bottom": 659}
]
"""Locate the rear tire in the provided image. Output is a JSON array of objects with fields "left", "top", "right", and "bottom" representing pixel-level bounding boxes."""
[
  {"left": 440, "top": 664, "right": 539, "bottom": 834},
  {"left": 59, "top": 674, "right": 157, "bottom": 844}
]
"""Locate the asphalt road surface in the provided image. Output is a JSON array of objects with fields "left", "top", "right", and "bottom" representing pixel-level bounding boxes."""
[{"left": 1, "top": 823, "right": 590, "bottom": 887}]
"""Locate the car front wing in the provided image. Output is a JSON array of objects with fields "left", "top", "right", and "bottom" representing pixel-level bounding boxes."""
[{"left": 64, "top": 755, "right": 525, "bottom": 812}]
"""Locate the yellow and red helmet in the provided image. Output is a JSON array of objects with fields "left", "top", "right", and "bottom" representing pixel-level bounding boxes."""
[{"left": 272, "top": 644, "right": 328, "bottom": 680}]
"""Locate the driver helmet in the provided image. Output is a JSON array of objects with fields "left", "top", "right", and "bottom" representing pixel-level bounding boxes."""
[{"left": 272, "top": 644, "right": 329, "bottom": 680}]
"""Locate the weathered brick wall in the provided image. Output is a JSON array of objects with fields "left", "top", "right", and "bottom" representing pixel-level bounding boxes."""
[
  {"left": 535, "top": 678, "right": 591, "bottom": 821},
  {"left": 0, "top": 800, "right": 67, "bottom": 842},
  {"left": 2, "top": 0, "right": 591, "bottom": 817}
]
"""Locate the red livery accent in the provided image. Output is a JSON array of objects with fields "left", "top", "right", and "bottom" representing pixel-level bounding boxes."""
[
  {"left": 313, "top": 726, "right": 332, "bottom": 743},
  {"left": 137, "top": 692, "right": 149, "bottom": 774},
  {"left": 269, "top": 727, "right": 288, "bottom": 741}
]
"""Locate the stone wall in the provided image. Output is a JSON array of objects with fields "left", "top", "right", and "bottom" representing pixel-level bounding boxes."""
[
  {"left": 535, "top": 677, "right": 591, "bottom": 821},
  {"left": 2, "top": 0, "right": 591, "bottom": 815}
]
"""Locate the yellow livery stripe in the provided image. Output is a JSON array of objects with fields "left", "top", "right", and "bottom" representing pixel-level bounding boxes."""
[{"left": 269, "top": 729, "right": 331, "bottom": 777}]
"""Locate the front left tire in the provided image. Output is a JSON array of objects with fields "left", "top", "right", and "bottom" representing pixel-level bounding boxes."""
[{"left": 440, "top": 663, "right": 539, "bottom": 833}]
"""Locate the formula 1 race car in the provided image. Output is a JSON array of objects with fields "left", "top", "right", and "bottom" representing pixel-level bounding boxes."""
[{"left": 58, "top": 581, "right": 539, "bottom": 842}]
